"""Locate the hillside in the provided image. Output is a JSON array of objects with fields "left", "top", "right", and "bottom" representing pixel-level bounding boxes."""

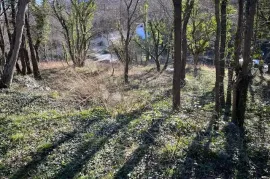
[{"left": 0, "top": 62, "right": 269, "bottom": 178}]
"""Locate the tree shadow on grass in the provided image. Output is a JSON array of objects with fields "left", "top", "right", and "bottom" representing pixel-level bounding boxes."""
[
  {"left": 0, "top": 94, "right": 42, "bottom": 160},
  {"left": 51, "top": 95, "right": 167, "bottom": 179},
  {"left": 172, "top": 117, "right": 216, "bottom": 179},
  {"left": 113, "top": 116, "right": 169, "bottom": 179},
  {"left": 173, "top": 118, "right": 270, "bottom": 179},
  {"left": 10, "top": 113, "right": 104, "bottom": 179}
]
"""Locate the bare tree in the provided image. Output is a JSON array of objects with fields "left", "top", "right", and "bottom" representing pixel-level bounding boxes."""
[
  {"left": 0, "top": 0, "right": 30, "bottom": 88},
  {"left": 112, "top": 0, "right": 140, "bottom": 83},
  {"left": 214, "top": 0, "right": 221, "bottom": 118},
  {"left": 219, "top": 0, "right": 228, "bottom": 108},
  {"left": 25, "top": 14, "right": 42, "bottom": 79},
  {"left": 172, "top": 0, "right": 182, "bottom": 110},
  {"left": 52, "top": 0, "right": 95, "bottom": 67},
  {"left": 232, "top": 0, "right": 257, "bottom": 128},
  {"left": 181, "top": 0, "right": 195, "bottom": 81},
  {"left": 226, "top": 0, "right": 244, "bottom": 111}
]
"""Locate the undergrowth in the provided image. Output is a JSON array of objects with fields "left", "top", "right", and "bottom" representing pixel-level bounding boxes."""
[{"left": 0, "top": 62, "right": 269, "bottom": 178}]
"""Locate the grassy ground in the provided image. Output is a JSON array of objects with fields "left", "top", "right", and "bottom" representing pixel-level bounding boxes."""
[{"left": 0, "top": 62, "right": 269, "bottom": 179}]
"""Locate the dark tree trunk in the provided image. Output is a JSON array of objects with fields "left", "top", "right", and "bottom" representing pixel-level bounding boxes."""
[
  {"left": 161, "top": 44, "right": 171, "bottom": 72},
  {"left": 124, "top": 60, "right": 129, "bottom": 84},
  {"left": 16, "top": 63, "right": 22, "bottom": 74},
  {"left": 226, "top": 0, "right": 244, "bottom": 111},
  {"left": 0, "top": 24, "right": 5, "bottom": 56},
  {"left": 214, "top": 0, "right": 221, "bottom": 118},
  {"left": 25, "top": 14, "right": 41, "bottom": 80},
  {"left": 20, "top": 49, "right": 27, "bottom": 75},
  {"left": 34, "top": 43, "right": 40, "bottom": 62},
  {"left": 232, "top": 0, "right": 257, "bottom": 128},
  {"left": 219, "top": 0, "right": 228, "bottom": 108},
  {"left": 172, "top": 0, "right": 182, "bottom": 110},
  {"left": 0, "top": 24, "right": 5, "bottom": 71},
  {"left": 154, "top": 56, "right": 161, "bottom": 72},
  {"left": 19, "top": 34, "right": 32, "bottom": 75},
  {"left": 181, "top": 0, "right": 194, "bottom": 81},
  {"left": 0, "top": 0, "right": 30, "bottom": 88},
  {"left": 193, "top": 53, "right": 199, "bottom": 77}
]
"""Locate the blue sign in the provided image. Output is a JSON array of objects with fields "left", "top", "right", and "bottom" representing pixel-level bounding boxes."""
[{"left": 136, "top": 23, "right": 146, "bottom": 40}]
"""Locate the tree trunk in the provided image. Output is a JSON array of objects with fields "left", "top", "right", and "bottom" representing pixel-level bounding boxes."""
[
  {"left": 0, "top": 24, "right": 5, "bottom": 56},
  {"left": 219, "top": 0, "right": 228, "bottom": 109},
  {"left": 20, "top": 48, "right": 27, "bottom": 75},
  {"left": 172, "top": 0, "right": 182, "bottom": 110},
  {"left": 0, "top": 24, "right": 5, "bottom": 73},
  {"left": 25, "top": 14, "right": 41, "bottom": 80},
  {"left": 34, "top": 44, "right": 40, "bottom": 62},
  {"left": 226, "top": 64, "right": 233, "bottom": 112},
  {"left": 0, "top": 0, "right": 30, "bottom": 88},
  {"left": 162, "top": 44, "right": 171, "bottom": 72},
  {"left": 226, "top": 0, "right": 244, "bottom": 111},
  {"left": 2, "top": 0, "right": 12, "bottom": 44},
  {"left": 214, "top": 0, "right": 221, "bottom": 118},
  {"left": 19, "top": 34, "right": 32, "bottom": 75},
  {"left": 154, "top": 55, "right": 161, "bottom": 72},
  {"left": 193, "top": 53, "right": 199, "bottom": 77},
  {"left": 181, "top": 0, "right": 194, "bottom": 81},
  {"left": 232, "top": 0, "right": 257, "bottom": 128},
  {"left": 19, "top": 34, "right": 27, "bottom": 75},
  {"left": 124, "top": 56, "right": 129, "bottom": 84}
]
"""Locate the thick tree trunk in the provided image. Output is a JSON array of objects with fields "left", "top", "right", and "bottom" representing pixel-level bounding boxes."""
[
  {"left": 232, "top": 0, "right": 257, "bottom": 127},
  {"left": 172, "top": 0, "right": 182, "bottom": 110},
  {"left": 214, "top": 0, "right": 221, "bottom": 117},
  {"left": 0, "top": 0, "right": 30, "bottom": 88},
  {"left": 219, "top": 0, "right": 228, "bottom": 108},
  {"left": 226, "top": 0, "right": 244, "bottom": 111},
  {"left": 25, "top": 14, "right": 41, "bottom": 80}
]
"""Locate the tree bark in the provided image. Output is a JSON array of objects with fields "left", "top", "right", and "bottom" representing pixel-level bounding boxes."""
[
  {"left": 0, "top": 0, "right": 30, "bottom": 88},
  {"left": 214, "top": 0, "right": 221, "bottom": 117},
  {"left": 226, "top": 0, "right": 244, "bottom": 111},
  {"left": 193, "top": 53, "right": 199, "bottom": 77},
  {"left": 19, "top": 34, "right": 32, "bottom": 75},
  {"left": 232, "top": 0, "right": 257, "bottom": 128},
  {"left": 181, "top": 0, "right": 194, "bottom": 81},
  {"left": 219, "top": 0, "right": 228, "bottom": 108},
  {"left": 0, "top": 24, "right": 5, "bottom": 73},
  {"left": 25, "top": 14, "right": 42, "bottom": 80},
  {"left": 172, "top": 0, "right": 182, "bottom": 110}
]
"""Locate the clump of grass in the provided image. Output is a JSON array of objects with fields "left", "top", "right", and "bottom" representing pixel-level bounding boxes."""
[
  {"left": 37, "top": 142, "right": 53, "bottom": 153},
  {"left": 10, "top": 133, "right": 24, "bottom": 142},
  {"left": 50, "top": 91, "right": 60, "bottom": 99}
]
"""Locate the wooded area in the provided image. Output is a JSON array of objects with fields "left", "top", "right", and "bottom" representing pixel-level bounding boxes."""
[{"left": 0, "top": 0, "right": 269, "bottom": 178}]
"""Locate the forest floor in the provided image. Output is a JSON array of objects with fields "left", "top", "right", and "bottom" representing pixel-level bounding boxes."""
[{"left": 0, "top": 61, "right": 269, "bottom": 179}]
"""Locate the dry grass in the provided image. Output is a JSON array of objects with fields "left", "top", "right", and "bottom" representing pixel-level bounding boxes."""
[
  {"left": 39, "top": 61, "right": 69, "bottom": 70},
  {"left": 40, "top": 61, "right": 165, "bottom": 114}
]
